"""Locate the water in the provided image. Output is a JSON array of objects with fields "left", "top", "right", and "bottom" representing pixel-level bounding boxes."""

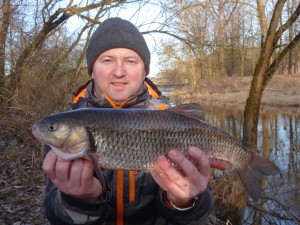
[{"left": 161, "top": 86, "right": 300, "bottom": 225}]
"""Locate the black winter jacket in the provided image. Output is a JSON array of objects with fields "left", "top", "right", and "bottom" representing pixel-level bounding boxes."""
[{"left": 43, "top": 79, "right": 214, "bottom": 225}]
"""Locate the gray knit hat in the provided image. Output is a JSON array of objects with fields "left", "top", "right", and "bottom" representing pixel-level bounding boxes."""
[{"left": 86, "top": 17, "right": 150, "bottom": 75}]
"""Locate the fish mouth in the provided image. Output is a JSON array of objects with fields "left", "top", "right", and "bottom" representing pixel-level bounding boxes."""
[{"left": 32, "top": 124, "right": 45, "bottom": 142}]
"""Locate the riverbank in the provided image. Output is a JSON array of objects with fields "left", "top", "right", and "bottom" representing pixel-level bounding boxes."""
[
  {"left": 166, "top": 74, "right": 300, "bottom": 114},
  {"left": 165, "top": 74, "right": 300, "bottom": 112}
]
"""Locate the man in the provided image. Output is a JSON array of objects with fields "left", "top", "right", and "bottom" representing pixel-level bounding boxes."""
[{"left": 43, "top": 17, "right": 213, "bottom": 225}]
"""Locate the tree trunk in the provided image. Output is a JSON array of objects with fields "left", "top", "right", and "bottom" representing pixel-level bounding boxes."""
[
  {"left": 0, "top": 0, "right": 10, "bottom": 88},
  {"left": 242, "top": 0, "right": 286, "bottom": 149},
  {"left": 243, "top": 0, "right": 300, "bottom": 149},
  {"left": 243, "top": 73, "right": 265, "bottom": 150}
]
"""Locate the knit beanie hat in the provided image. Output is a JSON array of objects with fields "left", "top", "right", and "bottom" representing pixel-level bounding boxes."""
[{"left": 86, "top": 17, "right": 151, "bottom": 75}]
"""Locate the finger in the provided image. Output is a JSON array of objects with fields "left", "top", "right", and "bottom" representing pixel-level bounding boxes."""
[
  {"left": 80, "top": 159, "right": 95, "bottom": 190},
  {"left": 152, "top": 156, "right": 175, "bottom": 192},
  {"left": 43, "top": 150, "right": 58, "bottom": 181},
  {"left": 155, "top": 155, "right": 190, "bottom": 195},
  {"left": 156, "top": 154, "right": 184, "bottom": 185},
  {"left": 69, "top": 158, "right": 84, "bottom": 188},
  {"left": 151, "top": 167, "right": 169, "bottom": 191},
  {"left": 210, "top": 159, "right": 227, "bottom": 171},
  {"left": 167, "top": 149, "right": 198, "bottom": 178},
  {"left": 55, "top": 159, "right": 72, "bottom": 183},
  {"left": 188, "top": 147, "right": 210, "bottom": 177},
  {"left": 168, "top": 149, "right": 209, "bottom": 195}
]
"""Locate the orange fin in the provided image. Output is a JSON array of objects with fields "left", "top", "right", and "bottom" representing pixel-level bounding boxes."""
[
  {"left": 167, "top": 103, "right": 204, "bottom": 121},
  {"left": 210, "top": 160, "right": 227, "bottom": 171}
]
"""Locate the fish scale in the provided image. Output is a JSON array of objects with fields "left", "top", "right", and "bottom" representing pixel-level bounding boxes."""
[{"left": 32, "top": 103, "right": 280, "bottom": 201}]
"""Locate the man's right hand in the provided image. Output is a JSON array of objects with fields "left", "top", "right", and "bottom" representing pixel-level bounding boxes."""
[{"left": 43, "top": 149, "right": 102, "bottom": 202}]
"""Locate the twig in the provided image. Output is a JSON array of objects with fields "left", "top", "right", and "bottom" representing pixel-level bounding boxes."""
[
  {"left": 247, "top": 195, "right": 300, "bottom": 224},
  {"left": 262, "top": 195, "right": 300, "bottom": 224}
]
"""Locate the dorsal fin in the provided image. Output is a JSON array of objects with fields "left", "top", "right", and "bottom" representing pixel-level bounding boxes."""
[{"left": 166, "top": 103, "right": 204, "bottom": 121}]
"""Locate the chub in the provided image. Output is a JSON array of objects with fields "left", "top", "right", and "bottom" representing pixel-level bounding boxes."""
[{"left": 32, "top": 103, "right": 280, "bottom": 201}]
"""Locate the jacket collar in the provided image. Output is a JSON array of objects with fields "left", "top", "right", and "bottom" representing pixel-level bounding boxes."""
[{"left": 70, "top": 79, "right": 153, "bottom": 109}]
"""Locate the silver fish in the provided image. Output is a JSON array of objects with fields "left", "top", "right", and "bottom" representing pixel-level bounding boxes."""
[{"left": 32, "top": 103, "right": 280, "bottom": 201}]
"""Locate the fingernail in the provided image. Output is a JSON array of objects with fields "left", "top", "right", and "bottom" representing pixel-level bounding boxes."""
[
  {"left": 157, "top": 156, "right": 166, "bottom": 163},
  {"left": 169, "top": 150, "right": 178, "bottom": 157},
  {"left": 189, "top": 147, "right": 200, "bottom": 154}
]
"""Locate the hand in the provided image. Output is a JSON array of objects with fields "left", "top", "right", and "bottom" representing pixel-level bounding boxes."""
[
  {"left": 151, "top": 147, "right": 210, "bottom": 207},
  {"left": 43, "top": 150, "right": 102, "bottom": 202}
]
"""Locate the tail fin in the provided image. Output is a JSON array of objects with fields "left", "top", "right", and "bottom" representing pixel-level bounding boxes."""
[{"left": 236, "top": 152, "right": 280, "bottom": 201}]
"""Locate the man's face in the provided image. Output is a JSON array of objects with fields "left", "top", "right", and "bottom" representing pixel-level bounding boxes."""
[{"left": 91, "top": 48, "right": 146, "bottom": 105}]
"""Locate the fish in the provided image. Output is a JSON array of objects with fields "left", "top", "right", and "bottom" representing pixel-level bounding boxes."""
[{"left": 32, "top": 103, "right": 280, "bottom": 201}]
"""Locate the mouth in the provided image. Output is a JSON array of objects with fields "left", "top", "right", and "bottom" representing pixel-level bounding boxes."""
[{"left": 111, "top": 82, "right": 127, "bottom": 87}]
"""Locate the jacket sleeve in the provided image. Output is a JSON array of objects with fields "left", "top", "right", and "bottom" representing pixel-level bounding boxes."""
[
  {"left": 156, "top": 186, "right": 214, "bottom": 225},
  {"left": 43, "top": 176, "right": 110, "bottom": 225},
  {"left": 43, "top": 145, "right": 110, "bottom": 225}
]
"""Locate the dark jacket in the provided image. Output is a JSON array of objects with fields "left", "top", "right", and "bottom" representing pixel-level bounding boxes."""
[{"left": 43, "top": 78, "right": 214, "bottom": 225}]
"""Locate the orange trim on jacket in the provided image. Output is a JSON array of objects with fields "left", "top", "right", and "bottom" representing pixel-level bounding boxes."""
[
  {"left": 103, "top": 93, "right": 133, "bottom": 109},
  {"left": 72, "top": 88, "right": 87, "bottom": 104},
  {"left": 145, "top": 82, "right": 159, "bottom": 99},
  {"left": 129, "top": 171, "right": 138, "bottom": 203}
]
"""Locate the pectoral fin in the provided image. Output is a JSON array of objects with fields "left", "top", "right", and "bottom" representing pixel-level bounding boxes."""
[{"left": 89, "top": 155, "right": 108, "bottom": 193}]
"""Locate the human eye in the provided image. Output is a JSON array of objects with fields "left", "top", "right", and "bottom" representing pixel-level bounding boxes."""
[
  {"left": 100, "top": 56, "right": 113, "bottom": 63},
  {"left": 127, "top": 58, "right": 137, "bottom": 64},
  {"left": 103, "top": 59, "right": 112, "bottom": 63}
]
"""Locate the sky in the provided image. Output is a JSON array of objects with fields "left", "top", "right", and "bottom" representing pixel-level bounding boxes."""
[{"left": 66, "top": 1, "right": 169, "bottom": 78}]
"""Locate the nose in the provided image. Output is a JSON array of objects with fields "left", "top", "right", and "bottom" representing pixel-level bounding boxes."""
[{"left": 112, "top": 62, "right": 125, "bottom": 77}]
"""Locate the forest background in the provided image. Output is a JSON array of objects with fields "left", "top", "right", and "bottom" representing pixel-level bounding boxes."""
[{"left": 0, "top": 0, "right": 299, "bottom": 224}]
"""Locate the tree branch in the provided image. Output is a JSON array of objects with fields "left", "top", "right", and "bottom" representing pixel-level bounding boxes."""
[
  {"left": 261, "top": 195, "right": 300, "bottom": 223},
  {"left": 273, "top": 2, "right": 300, "bottom": 45},
  {"left": 264, "top": 30, "right": 300, "bottom": 86}
]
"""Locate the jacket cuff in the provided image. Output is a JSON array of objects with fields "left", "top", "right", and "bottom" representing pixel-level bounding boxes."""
[
  {"left": 157, "top": 186, "right": 213, "bottom": 224},
  {"left": 60, "top": 191, "right": 109, "bottom": 217}
]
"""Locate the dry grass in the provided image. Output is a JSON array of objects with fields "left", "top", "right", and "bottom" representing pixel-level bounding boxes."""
[
  {"left": 167, "top": 74, "right": 300, "bottom": 111},
  {"left": 0, "top": 113, "right": 49, "bottom": 224}
]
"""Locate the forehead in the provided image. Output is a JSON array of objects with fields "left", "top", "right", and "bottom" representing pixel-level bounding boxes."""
[{"left": 99, "top": 48, "right": 141, "bottom": 58}]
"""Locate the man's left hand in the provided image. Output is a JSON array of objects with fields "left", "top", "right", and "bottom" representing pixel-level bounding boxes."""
[{"left": 151, "top": 147, "right": 210, "bottom": 208}]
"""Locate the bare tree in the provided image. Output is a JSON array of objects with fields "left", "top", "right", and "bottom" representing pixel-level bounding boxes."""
[
  {"left": 242, "top": 0, "right": 300, "bottom": 148},
  {"left": 4, "top": 0, "right": 136, "bottom": 91},
  {"left": 0, "top": 0, "right": 10, "bottom": 87}
]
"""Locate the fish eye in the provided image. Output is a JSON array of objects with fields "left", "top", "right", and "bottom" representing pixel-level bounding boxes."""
[{"left": 48, "top": 122, "right": 58, "bottom": 132}]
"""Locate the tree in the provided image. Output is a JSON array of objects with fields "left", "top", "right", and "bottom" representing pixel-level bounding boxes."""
[
  {"left": 4, "top": 0, "right": 138, "bottom": 91},
  {"left": 0, "top": 0, "right": 10, "bottom": 87},
  {"left": 242, "top": 0, "right": 300, "bottom": 148}
]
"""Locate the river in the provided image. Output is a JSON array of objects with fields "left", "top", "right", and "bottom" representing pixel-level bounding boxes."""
[{"left": 160, "top": 86, "right": 300, "bottom": 225}]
